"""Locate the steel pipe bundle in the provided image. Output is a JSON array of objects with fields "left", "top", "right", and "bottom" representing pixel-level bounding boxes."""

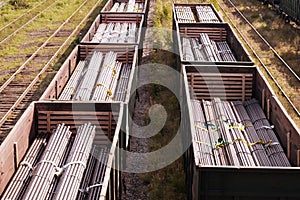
[
  {"left": 134, "top": 3, "right": 144, "bottom": 12},
  {"left": 196, "top": 5, "right": 219, "bottom": 23},
  {"left": 109, "top": 23, "right": 122, "bottom": 43},
  {"left": 115, "top": 64, "right": 132, "bottom": 101},
  {"left": 211, "top": 98, "right": 242, "bottom": 166},
  {"left": 199, "top": 33, "right": 221, "bottom": 61},
  {"left": 190, "top": 38, "right": 206, "bottom": 61},
  {"left": 77, "top": 147, "right": 98, "bottom": 200},
  {"left": 216, "top": 41, "right": 236, "bottom": 61},
  {"left": 192, "top": 98, "right": 290, "bottom": 167},
  {"left": 44, "top": 136, "right": 75, "bottom": 200},
  {"left": 221, "top": 100, "right": 256, "bottom": 166},
  {"left": 59, "top": 61, "right": 86, "bottom": 100},
  {"left": 244, "top": 99, "right": 291, "bottom": 167},
  {"left": 118, "top": 23, "right": 129, "bottom": 43},
  {"left": 1, "top": 134, "right": 48, "bottom": 200},
  {"left": 182, "top": 34, "right": 236, "bottom": 62},
  {"left": 191, "top": 100, "right": 215, "bottom": 166},
  {"left": 110, "top": 2, "right": 120, "bottom": 12},
  {"left": 110, "top": 0, "right": 144, "bottom": 12},
  {"left": 92, "top": 22, "right": 137, "bottom": 43},
  {"left": 202, "top": 100, "right": 228, "bottom": 165},
  {"left": 53, "top": 123, "right": 96, "bottom": 200},
  {"left": 231, "top": 101, "right": 272, "bottom": 166},
  {"left": 77, "top": 146, "right": 109, "bottom": 200},
  {"left": 86, "top": 146, "right": 109, "bottom": 200},
  {"left": 92, "top": 51, "right": 122, "bottom": 101},
  {"left": 126, "top": 0, "right": 135, "bottom": 12},
  {"left": 175, "top": 6, "right": 196, "bottom": 23},
  {"left": 58, "top": 50, "right": 130, "bottom": 102},
  {"left": 127, "top": 23, "right": 136, "bottom": 43},
  {"left": 117, "top": 3, "right": 126, "bottom": 12},
  {"left": 23, "top": 124, "right": 72, "bottom": 200},
  {"left": 73, "top": 52, "right": 103, "bottom": 101},
  {"left": 91, "top": 24, "right": 107, "bottom": 43},
  {"left": 101, "top": 23, "right": 114, "bottom": 43},
  {"left": 182, "top": 37, "right": 195, "bottom": 61}
]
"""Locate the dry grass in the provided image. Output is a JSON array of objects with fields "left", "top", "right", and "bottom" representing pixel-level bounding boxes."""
[{"left": 216, "top": 0, "right": 300, "bottom": 127}]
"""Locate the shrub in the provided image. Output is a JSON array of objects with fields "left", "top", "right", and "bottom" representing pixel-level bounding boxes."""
[{"left": 9, "top": 0, "right": 30, "bottom": 8}]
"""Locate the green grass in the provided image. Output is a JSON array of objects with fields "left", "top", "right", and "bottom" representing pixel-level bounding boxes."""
[
  {"left": 144, "top": 76, "right": 186, "bottom": 199},
  {"left": 0, "top": 0, "right": 101, "bottom": 77},
  {"left": 0, "top": 0, "right": 42, "bottom": 27},
  {"left": 142, "top": 0, "right": 188, "bottom": 194}
]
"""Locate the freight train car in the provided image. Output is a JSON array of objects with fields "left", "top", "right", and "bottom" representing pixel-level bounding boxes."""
[
  {"left": 182, "top": 65, "right": 300, "bottom": 200},
  {"left": 40, "top": 45, "right": 138, "bottom": 103},
  {"left": 173, "top": 22, "right": 253, "bottom": 66},
  {"left": 100, "top": 0, "right": 149, "bottom": 26},
  {"left": 173, "top": 3, "right": 223, "bottom": 23},
  {"left": 40, "top": 44, "right": 138, "bottom": 148},
  {"left": 80, "top": 14, "right": 145, "bottom": 60},
  {"left": 80, "top": 14, "right": 144, "bottom": 46},
  {"left": 0, "top": 102, "right": 126, "bottom": 199}
]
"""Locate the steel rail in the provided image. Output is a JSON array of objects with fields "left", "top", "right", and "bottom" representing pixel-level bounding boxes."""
[
  {"left": 0, "top": 0, "right": 59, "bottom": 45},
  {"left": 225, "top": 0, "right": 300, "bottom": 82},
  {"left": 0, "top": 0, "right": 103, "bottom": 128},
  {"left": 217, "top": 0, "right": 300, "bottom": 117},
  {"left": 0, "top": 0, "right": 48, "bottom": 33},
  {"left": 0, "top": 0, "right": 89, "bottom": 94}
]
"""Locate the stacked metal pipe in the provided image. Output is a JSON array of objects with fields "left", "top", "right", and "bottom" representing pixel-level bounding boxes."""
[
  {"left": 221, "top": 100, "right": 256, "bottom": 166},
  {"left": 191, "top": 98, "right": 290, "bottom": 167},
  {"left": 199, "top": 33, "right": 221, "bottom": 61},
  {"left": 202, "top": 100, "right": 229, "bottom": 165},
  {"left": 115, "top": 64, "right": 132, "bottom": 101},
  {"left": 92, "top": 51, "right": 122, "bottom": 101},
  {"left": 117, "top": 3, "right": 126, "bottom": 12},
  {"left": 175, "top": 6, "right": 196, "bottom": 23},
  {"left": 190, "top": 38, "right": 205, "bottom": 61},
  {"left": 23, "top": 124, "right": 72, "bottom": 200},
  {"left": 59, "top": 61, "right": 86, "bottom": 100},
  {"left": 101, "top": 23, "right": 114, "bottom": 43},
  {"left": 118, "top": 23, "right": 129, "bottom": 43},
  {"left": 110, "top": 2, "right": 120, "bottom": 12},
  {"left": 232, "top": 101, "right": 272, "bottom": 166},
  {"left": 191, "top": 100, "right": 215, "bottom": 165},
  {"left": 126, "top": 0, "right": 135, "bottom": 12},
  {"left": 53, "top": 123, "right": 96, "bottom": 200},
  {"left": 73, "top": 52, "right": 103, "bottom": 101},
  {"left": 182, "top": 33, "right": 236, "bottom": 61},
  {"left": 109, "top": 23, "right": 122, "bottom": 43},
  {"left": 91, "top": 23, "right": 108, "bottom": 43},
  {"left": 217, "top": 41, "right": 236, "bottom": 61},
  {"left": 134, "top": 2, "right": 144, "bottom": 12},
  {"left": 92, "top": 22, "right": 137, "bottom": 43},
  {"left": 244, "top": 99, "right": 291, "bottom": 167},
  {"left": 211, "top": 98, "right": 241, "bottom": 166},
  {"left": 182, "top": 37, "right": 195, "bottom": 61},
  {"left": 127, "top": 23, "right": 136, "bottom": 43},
  {"left": 77, "top": 146, "right": 110, "bottom": 200},
  {"left": 45, "top": 136, "right": 75, "bottom": 200},
  {"left": 1, "top": 134, "right": 48, "bottom": 200},
  {"left": 196, "top": 5, "right": 219, "bottom": 23},
  {"left": 109, "top": 0, "right": 144, "bottom": 12},
  {"left": 59, "top": 51, "right": 131, "bottom": 102}
]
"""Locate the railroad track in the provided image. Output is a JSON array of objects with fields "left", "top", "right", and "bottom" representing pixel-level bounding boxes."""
[
  {"left": 0, "top": 0, "right": 56, "bottom": 43},
  {"left": 217, "top": 0, "right": 300, "bottom": 124},
  {"left": 0, "top": 0, "right": 103, "bottom": 143}
]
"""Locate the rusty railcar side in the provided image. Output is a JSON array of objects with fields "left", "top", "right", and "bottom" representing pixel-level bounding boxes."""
[
  {"left": 182, "top": 65, "right": 300, "bottom": 200},
  {"left": 0, "top": 102, "right": 126, "bottom": 199}
]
